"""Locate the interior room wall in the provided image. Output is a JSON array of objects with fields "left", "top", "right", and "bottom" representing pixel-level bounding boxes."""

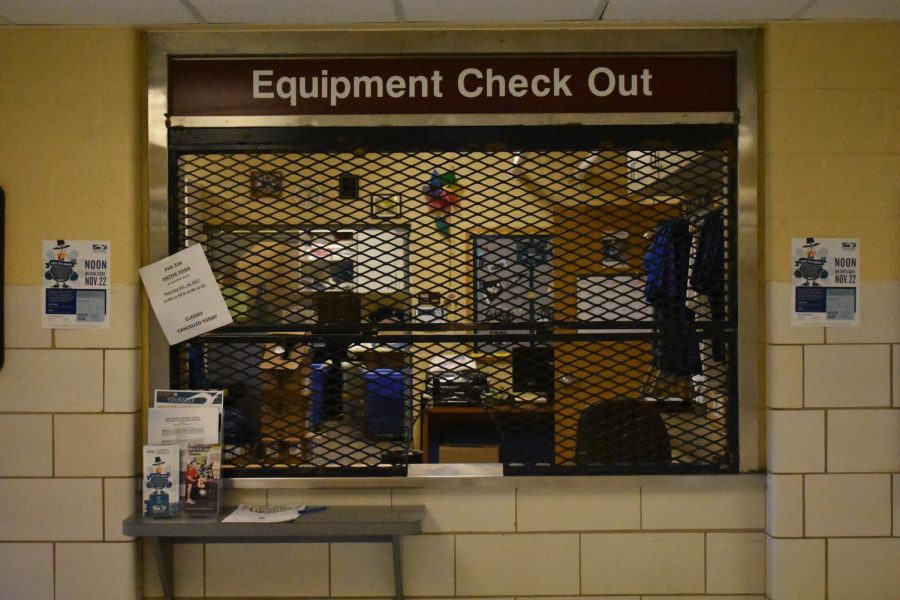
[{"left": 762, "top": 20, "right": 900, "bottom": 600}]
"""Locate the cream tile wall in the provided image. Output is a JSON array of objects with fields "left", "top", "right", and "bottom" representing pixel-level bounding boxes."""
[
  {"left": 55, "top": 542, "right": 140, "bottom": 600},
  {"left": 392, "top": 487, "right": 517, "bottom": 532},
  {"left": 766, "top": 474, "right": 804, "bottom": 538},
  {"left": 458, "top": 533, "right": 581, "bottom": 596},
  {"left": 764, "top": 20, "right": 900, "bottom": 600},
  {"left": 766, "top": 538, "right": 826, "bottom": 600},
  {"left": 641, "top": 483, "right": 765, "bottom": 530},
  {"left": 827, "top": 409, "right": 900, "bottom": 472},
  {"left": 4, "top": 286, "right": 52, "bottom": 347},
  {"left": 894, "top": 475, "right": 900, "bottom": 537},
  {"left": 827, "top": 539, "right": 900, "bottom": 600},
  {"left": 706, "top": 533, "right": 766, "bottom": 594},
  {"left": 516, "top": 486, "right": 640, "bottom": 531},
  {"left": 804, "top": 474, "right": 892, "bottom": 537},
  {"left": 205, "top": 543, "right": 330, "bottom": 597},
  {"left": 804, "top": 344, "right": 891, "bottom": 407},
  {"left": 766, "top": 409, "right": 825, "bottom": 473},
  {"left": 0, "top": 28, "right": 143, "bottom": 600},
  {"left": 0, "top": 414, "right": 53, "bottom": 476},
  {"left": 142, "top": 542, "right": 205, "bottom": 599},
  {"left": 581, "top": 532, "right": 705, "bottom": 595},
  {"left": 180, "top": 480, "right": 764, "bottom": 599},
  {"left": 330, "top": 542, "right": 396, "bottom": 597},
  {"left": 71, "top": 478, "right": 754, "bottom": 598},
  {"left": 0, "top": 543, "right": 54, "bottom": 600}
]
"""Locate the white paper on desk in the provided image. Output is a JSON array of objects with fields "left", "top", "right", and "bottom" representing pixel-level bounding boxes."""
[
  {"left": 147, "top": 406, "right": 220, "bottom": 446},
  {"left": 222, "top": 504, "right": 308, "bottom": 523}
]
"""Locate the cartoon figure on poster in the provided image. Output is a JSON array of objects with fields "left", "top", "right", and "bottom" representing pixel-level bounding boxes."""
[
  {"left": 791, "top": 237, "right": 859, "bottom": 327},
  {"left": 44, "top": 240, "right": 79, "bottom": 288},
  {"left": 793, "top": 237, "right": 828, "bottom": 286},
  {"left": 42, "top": 239, "right": 111, "bottom": 329},
  {"left": 144, "top": 456, "right": 174, "bottom": 516}
]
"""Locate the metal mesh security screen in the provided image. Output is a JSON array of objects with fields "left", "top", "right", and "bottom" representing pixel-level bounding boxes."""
[{"left": 168, "top": 125, "right": 738, "bottom": 477}]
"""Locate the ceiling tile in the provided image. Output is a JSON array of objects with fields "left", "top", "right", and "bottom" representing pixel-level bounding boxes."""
[
  {"left": 0, "top": 0, "right": 199, "bottom": 25},
  {"left": 402, "top": 0, "right": 606, "bottom": 22},
  {"left": 190, "top": 0, "right": 398, "bottom": 24},
  {"left": 604, "top": 0, "right": 810, "bottom": 21},
  {"left": 800, "top": 0, "right": 900, "bottom": 20}
]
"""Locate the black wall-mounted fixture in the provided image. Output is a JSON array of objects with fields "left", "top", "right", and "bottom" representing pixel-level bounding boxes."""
[
  {"left": 0, "top": 186, "right": 5, "bottom": 370},
  {"left": 338, "top": 173, "right": 360, "bottom": 199}
]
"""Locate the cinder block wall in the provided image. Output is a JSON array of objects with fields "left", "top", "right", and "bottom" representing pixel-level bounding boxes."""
[
  {"left": 763, "top": 21, "right": 900, "bottom": 600},
  {"left": 140, "top": 481, "right": 766, "bottom": 598}
]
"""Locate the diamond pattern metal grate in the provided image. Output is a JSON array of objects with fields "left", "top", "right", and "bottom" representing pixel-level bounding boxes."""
[{"left": 168, "top": 125, "right": 738, "bottom": 477}]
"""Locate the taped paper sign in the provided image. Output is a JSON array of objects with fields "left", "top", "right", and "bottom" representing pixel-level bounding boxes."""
[{"left": 140, "top": 244, "right": 233, "bottom": 344}]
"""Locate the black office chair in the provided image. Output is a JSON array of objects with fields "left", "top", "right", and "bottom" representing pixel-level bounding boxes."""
[{"left": 575, "top": 398, "right": 672, "bottom": 465}]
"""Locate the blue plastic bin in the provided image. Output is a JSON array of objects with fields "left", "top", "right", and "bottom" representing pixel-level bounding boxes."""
[
  {"left": 308, "top": 363, "right": 330, "bottom": 430},
  {"left": 363, "top": 368, "right": 407, "bottom": 439}
]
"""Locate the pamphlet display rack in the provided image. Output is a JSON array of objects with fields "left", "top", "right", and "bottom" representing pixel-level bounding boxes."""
[{"left": 123, "top": 504, "right": 425, "bottom": 600}]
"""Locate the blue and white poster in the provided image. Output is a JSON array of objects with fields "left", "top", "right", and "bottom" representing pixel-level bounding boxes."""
[
  {"left": 791, "top": 237, "right": 859, "bottom": 326},
  {"left": 42, "top": 240, "right": 110, "bottom": 328}
]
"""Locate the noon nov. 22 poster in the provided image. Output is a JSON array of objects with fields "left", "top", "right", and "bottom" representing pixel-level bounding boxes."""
[
  {"left": 42, "top": 240, "right": 110, "bottom": 328},
  {"left": 791, "top": 237, "right": 859, "bottom": 326}
]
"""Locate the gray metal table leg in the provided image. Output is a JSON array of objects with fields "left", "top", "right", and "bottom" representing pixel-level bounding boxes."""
[
  {"left": 149, "top": 537, "right": 175, "bottom": 600},
  {"left": 391, "top": 534, "right": 404, "bottom": 600}
]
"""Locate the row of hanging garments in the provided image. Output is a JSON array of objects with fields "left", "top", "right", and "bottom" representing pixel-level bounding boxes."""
[{"left": 642, "top": 205, "right": 725, "bottom": 380}]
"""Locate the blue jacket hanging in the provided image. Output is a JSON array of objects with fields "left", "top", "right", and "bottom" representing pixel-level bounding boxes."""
[
  {"left": 643, "top": 218, "right": 701, "bottom": 377},
  {"left": 644, "top": 218, "right": 691, "bottom": 307}
]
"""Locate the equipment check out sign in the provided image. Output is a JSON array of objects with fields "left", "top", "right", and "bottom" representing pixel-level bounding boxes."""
[{"left": 169, "top": 54, "right": 736, "bottom": 117}]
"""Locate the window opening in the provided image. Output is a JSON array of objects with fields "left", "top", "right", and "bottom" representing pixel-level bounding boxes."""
[{"left": 168, "top": 125, "right": 738, "bottom": 476}]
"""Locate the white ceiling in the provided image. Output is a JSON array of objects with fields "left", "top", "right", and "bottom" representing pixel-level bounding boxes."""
[{"left": 0, "top": 0, "right": 897, "bottom": 26}]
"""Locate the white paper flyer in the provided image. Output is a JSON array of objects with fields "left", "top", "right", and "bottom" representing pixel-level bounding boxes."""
[
  {"left": 791, "top": 237, "right": 859, "bottom": 326},
  {"left": 42, "top": 240, "right": 110, "bottom": 328},
  {"left": 147, "top": 406, "right": 221, "bottom": 446},
  {"left": 139, "top": 244, "right": 233, "bottom": 345}
]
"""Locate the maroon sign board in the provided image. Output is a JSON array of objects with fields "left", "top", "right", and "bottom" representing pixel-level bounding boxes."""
[{"left": 169, "top": 54, "right": 736, "bottom": 116}]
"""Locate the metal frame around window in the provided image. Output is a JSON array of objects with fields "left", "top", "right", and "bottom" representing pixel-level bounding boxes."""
[{"left": 147, "top": 27, "right": 760, "bottom": 481}]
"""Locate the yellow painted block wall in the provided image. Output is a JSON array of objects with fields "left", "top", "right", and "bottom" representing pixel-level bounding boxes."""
[
  {"left": 0, "top": 28, "right": 143, "bottom": 284},
  {"left": 764, "top": 22, "right": 900, "bottom": 282}
]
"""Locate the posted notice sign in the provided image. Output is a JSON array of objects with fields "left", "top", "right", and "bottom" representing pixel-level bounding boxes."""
[
  {"left": 42, "top": 240, "right": 110, "bottom": 328},
  {"left": 140, "top": 244, "right": 232, "bottom": 344},
  {"left": 792, "top": 237, "right": 859, "bottom": 326}
]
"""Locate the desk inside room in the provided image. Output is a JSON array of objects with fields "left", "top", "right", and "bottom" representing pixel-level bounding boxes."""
[
  {"left": 123, "top": 505, "right": 424, "bottom": 600},
  {"left": 422, "top": 403, "right": 554, "bottom": 464}
]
